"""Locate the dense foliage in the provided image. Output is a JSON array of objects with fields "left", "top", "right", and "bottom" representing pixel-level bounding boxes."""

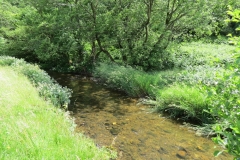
[
  {"left": 0, "top": 0, "right": 239, "bottom": 71},
  {"left": 207, "top": 8, "right": 240, "bottom": 158}
]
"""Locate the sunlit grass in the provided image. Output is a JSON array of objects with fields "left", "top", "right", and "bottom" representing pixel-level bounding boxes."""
[
  {"left": 155, "top": 84, "right": 210, "bottom": 122},
  {"left": 0, "top": 67, "right": 116, "bottom": 159}
]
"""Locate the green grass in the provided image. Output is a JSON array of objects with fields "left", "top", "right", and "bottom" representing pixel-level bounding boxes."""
[
  {"left": 155, "top": 84, "right": 211, "bottom": 122},
  {"left": 0, "top": 67, "right": 116, "bottom": 159},
  {"left": 94, "top": 63, "right": 166, "bottom": 97}
]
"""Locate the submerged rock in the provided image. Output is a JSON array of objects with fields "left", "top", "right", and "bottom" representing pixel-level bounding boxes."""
[
  {"left": 158, "top": 147, "right": 168, "bottom": 154},
  {"left": 176, "top": 150, "right": 187, "bottom": 159},
  {"left": 104, "top": 122, "right": 110, "bottom": 126},
  {"left": 110, "top": 128, "right": 119, "bottom": 135},
  {"left": 176, "top": 147, "right": 187, "bottom": 159}
]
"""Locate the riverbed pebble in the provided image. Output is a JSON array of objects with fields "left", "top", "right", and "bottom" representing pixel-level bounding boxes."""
[
  {"left": 176, "top": 150, "right": 187, "bottom": 159},
  {"left": 110, "top": 128, "right": 119, "bottom": 135}
]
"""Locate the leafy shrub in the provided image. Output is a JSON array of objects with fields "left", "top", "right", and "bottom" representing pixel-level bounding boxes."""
[
  {"left": 0, "top": 56, "right": 72, "bottom": 108},
  {"left": 15, "top": 64, "right": 53, "bottom": 85},
  {"left": 207, "top": 8, "right": 240, "bottom": 159},
  {"left": 37, "top": 83, "right": 71, "bottom": 108},
  {"left": 206, "top": 65, "right": 240, "bottom": 158},
  {"left": 94, "top": 63, "right": 137, "bottom": 96},
  {"left": 0, "top": 56, "right": 18, "bottom": 66},
  {"left": 151, "top": 65, "right": 234, "bottom": 92}
]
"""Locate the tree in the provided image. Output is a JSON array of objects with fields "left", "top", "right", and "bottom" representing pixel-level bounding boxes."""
[
  {"left": 72, "top": 0, "right": 219, "bottom": 70},
  {"left": 1, "top": 0, "right": 238, "bottom": 71}
]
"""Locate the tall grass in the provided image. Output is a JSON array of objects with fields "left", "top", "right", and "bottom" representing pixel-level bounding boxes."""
[
  {"left": 155, "top": 84, "right": 211, "bottom": 123},
  {"left": 94, "top": 63, "right": 163, "bottom": 97},
  {"left": 0, "top": 67, "right": 116, "bottom": 159}
]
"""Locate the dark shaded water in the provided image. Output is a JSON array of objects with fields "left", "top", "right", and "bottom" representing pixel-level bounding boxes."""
[{"left": 50, "top": 73, "right": 232, "bottom": 160}]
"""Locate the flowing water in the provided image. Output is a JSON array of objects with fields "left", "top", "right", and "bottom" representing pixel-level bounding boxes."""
[{"left": 50, "top": 73, "right": 232, "bottom": 160}]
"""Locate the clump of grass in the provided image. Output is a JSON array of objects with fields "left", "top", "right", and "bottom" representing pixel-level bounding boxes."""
[
  {"left": 0, "top": 67, "right": 116, "bottom": 159},
  {"left": 155, "top": 84, "right": 212, "bottom": 123}
]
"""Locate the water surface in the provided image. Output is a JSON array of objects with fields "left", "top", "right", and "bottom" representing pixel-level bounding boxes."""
[{"left": 50, "top": 73, "right": 231, "bottom": 160}]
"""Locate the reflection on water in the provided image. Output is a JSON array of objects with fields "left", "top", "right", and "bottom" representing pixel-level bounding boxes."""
[{"left": 50, "top": 73, "right": 232, "bottom": 160}]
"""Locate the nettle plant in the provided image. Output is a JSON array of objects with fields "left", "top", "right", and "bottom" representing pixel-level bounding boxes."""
[{"left": 209, "top": 7, "right": 240, "bottom": 159}]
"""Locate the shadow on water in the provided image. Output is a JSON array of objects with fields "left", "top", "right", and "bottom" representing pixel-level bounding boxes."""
[{"left": 49, "top": 73, "right": 232, "bottom": 160}]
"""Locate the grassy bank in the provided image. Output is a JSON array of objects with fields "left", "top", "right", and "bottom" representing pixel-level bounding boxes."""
[
  {"left": 0, "top": 59, "right": 116, "bottom": 159},
  {"left": 93, "top": 42, "right": 237, "bottom": 124},
  {"left": 0, "top": 56, "right": 72, "bottom": 108}
]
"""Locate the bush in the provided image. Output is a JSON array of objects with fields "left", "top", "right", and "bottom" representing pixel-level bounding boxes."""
[
  {"left": 206, "top": 65, "right": 240, "bottom": 158},
  {"left": 0, "top": 56, "right": 71, "bottom": 108},
  {"left": 207, "top": 8, "right": 240, "bottom": 159}
]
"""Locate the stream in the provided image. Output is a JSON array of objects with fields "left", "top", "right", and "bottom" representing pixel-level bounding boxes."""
[{"left": 50, "top": 73, "right": 232, "bottom": 160}]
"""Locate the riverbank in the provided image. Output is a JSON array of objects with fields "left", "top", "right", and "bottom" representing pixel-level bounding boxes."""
[
  {"left": 93, "top": 42, "right": 238, "bottom": 126},
  {"left": 0, "top": 58, "right": 116, "bottom": 159}
]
